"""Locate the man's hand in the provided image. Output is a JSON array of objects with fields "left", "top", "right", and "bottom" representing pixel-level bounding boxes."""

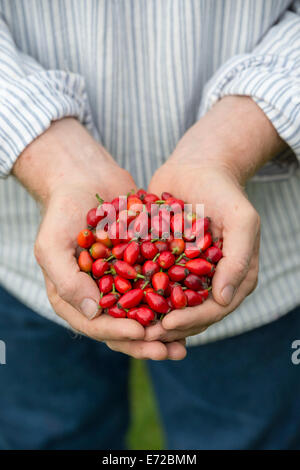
[
  {"left": 145, "top": 96, "right": 286, "bottom": 343},
  {"left": 13, "top": 118, "right": 186, "bottom": 360}
]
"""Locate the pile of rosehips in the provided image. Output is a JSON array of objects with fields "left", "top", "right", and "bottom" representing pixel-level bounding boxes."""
[{"left": 76, "top": 190, "right": 223, "bottom": 326}]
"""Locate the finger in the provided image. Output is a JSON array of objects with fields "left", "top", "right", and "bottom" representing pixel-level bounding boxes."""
[
  {"left": 164, "top": 341, "right": 187, "bottom": 360},
  {"left": 212, "top": 206, "right": 260, "bottom": 306},
  {"left": 36, "top": 228, "right": 101, "bottom": 320},
  {"left": 106, "top": 340, "right": 169, "bottom": 360},
  {"left": 145, "top": 321, "right": 206, "bottom": 342},
  {"left": 43, "top": 272, "right": 145, "bottom": 341}
]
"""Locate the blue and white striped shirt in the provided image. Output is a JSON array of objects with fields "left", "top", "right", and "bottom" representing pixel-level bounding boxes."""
[{"left": 0, "top": 0, "right": 299, "bottom": 345}]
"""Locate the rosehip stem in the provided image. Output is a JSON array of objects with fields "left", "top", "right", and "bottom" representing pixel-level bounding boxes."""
[
  {"left": 141, "top": 280, "right": 150, "bottom": 289},
  {"left": 112, "top": 283, "right": 116, "bottom": 293},
  {"left": 136, "top": 274, "right": 145, "bottom": 279},
  {"left": 159, "top": 314, "right": 164, "bottom": 321},
  {"left": 155, "top": 200, "right": 166, "bottom": 204},
  {"left": 95, "top": 193, "right": 104, "bottom": 205},
  {"left": 175, "top": 253, "right": 186, "bottom": 264},
  {"left": 105, "top": 255, "right": 115, "bottom": 262},
  {"left": 152, "top": 253, "right": 160, "bottom": 262}
]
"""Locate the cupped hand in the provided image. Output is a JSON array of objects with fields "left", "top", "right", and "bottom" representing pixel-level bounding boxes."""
[
  {"left": 145, "top": 94, "right": 286, "bottom": 343},
  {"left": 15, "top": 118, "right": 186, "bottom": 360},
  {"left": 145, "top": 159, "right": 260, "bottom": 343}
]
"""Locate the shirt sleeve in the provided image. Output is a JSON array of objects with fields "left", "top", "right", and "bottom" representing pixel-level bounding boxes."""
[
  {"left": 0, "top": 16, "right": 95, "bottom": 178},
  {"left": 199, "top": 0, "right": 300, "bottom": 162}
]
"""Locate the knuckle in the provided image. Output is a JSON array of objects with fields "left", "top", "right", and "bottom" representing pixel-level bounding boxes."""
[
  {"left": 248, "top": 207, "right": 260, "bottom": 233},
  {"left": 213, "top": 312, "right": 225, "bottom": 324},
  {"left": 56, "top": 279, "right": 74, "bottom": 301},
  {"left": 105, "top": 341, "right": 117, "bottom": 352},
  {"left": 232, "top": 256, "right": 250, "bottom": 277},
  {"left": 34, "top": 238, "right": 45, "bottom": 265},
  {"left": 247, "top": 275, "right": 259, "bottom": 296}
]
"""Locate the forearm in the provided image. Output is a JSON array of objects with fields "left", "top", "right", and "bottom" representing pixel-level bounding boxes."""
[
  {"left": 12, "top": 118, "right": 116, "bottom": 204},
  {"left": 172, "top": 96, "right": 287, "bottom": 185}
]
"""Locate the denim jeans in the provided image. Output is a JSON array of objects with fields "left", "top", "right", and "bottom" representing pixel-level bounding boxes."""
[{"left": 0, "top": 284, "right": 299, "bottom": 449}]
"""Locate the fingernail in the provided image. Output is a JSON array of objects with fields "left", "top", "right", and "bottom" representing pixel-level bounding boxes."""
[
  {"left": 80, "top": 298, "right": 99, "bottom": 320},
  {"left": 221, "top": 285, "right": 236, "bottom": 305}
]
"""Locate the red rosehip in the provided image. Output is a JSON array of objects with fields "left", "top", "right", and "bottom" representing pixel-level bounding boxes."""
[
  {"left": 124, "top": 241, "right": 140, "bottom": 265},
  {"left": 89, "top": 242, "right": 109, "bottom": 259},
  {"left": 135, "top": 307, "right": 155, "bottom": 326},
  {"left": 185, "top": 259, "right": 213, "bottom": 276},
  {"left": 164, "top": 280, "right": 178, "bottom": 297},
  {"left": 161, "top": 191, "right": 173, "bottom": 201},
  {"left": 136, "top": 189, "right": 147, "bottom": 200},
  {"left": 158, "top": 251, "right": 175, "bottom": 269},
  {"left": 204, "top": 245, "right": 223, "bottom": 263},
  {"left": 99, "top": 292, "right": 120, "bottom": 308},
  {"left": 132, "top": 212, "right": 149, "bottom": 239},
  {"left": 78, "top": 251, "right": 93, "bottom": 272},
  {"left": 151, "top": 214, "right": 170, "bottom": 238},
  {"left": 154, "top": 240, "right": 169, "bottom": 253},
  {"left": 198, "top": 289, "right": 210, "bottom": 301},
  {"left": 77, "top": 229, "right": 95, "bottom": 248},
  {"left": 92, "top": 258, "right": 109, "bottom": 278},
  {"left": 143, "top": 193, "right": 159, "bottom": 204},
  {"left": 184, "top": 273, "right": 206, "bottom": 291},
  {"left": 114, "top": 275, "right": 132, "bottom": 294},
  {"left": 145, "top": 292, "right": 169, "bottom": 314},
  {"left": 133, "top": 278, "right": 147, "bottom": 289},
  {"left": 134, "top": 264, "right": 143, "bottom": 275},
  {"left": 184, "top": 243, "right": 201, "bottom": 259},
  {"left": 196, "top": 231, "right": 212, "bottom": 252},
  {"left": 144, "top": 286, "right": 155, "bottom": 294},
  {"left": 113, "top": 260, "right": 140, "bottom": 280},
  {"left": 107, "top": 306, "right": 126, "bottom": 318},
  {"left": 142, "top": 260, "right": 159, "bottom": 279},
  {"left": 184, "top": 289, "right": 204, "bottom": 307},
  {"left": 141, "top": 241, "right": 158, "bottom": 259},
  {"left": 169, "top": 238, "right": 185, "bottom": 255},
  {"left": 167, "top": 265, "right": 189, "bottom": 282},
  {"left": 94, "top": 229, "right": 113, "bottom": 248},
  {"left": 112, "top": 243, "right": 129, "bottom": 260},
  {"left": 191, "top": 217, "right": 210, "bottom": 238},
  {"left": 86, "top": 207, "right": 103, "bottom": 228},
  {"left": 170, "top": 285, "right": 187, "bottom": 309},
  {"left": 127, "top": 307, "right": 139, "bottom": 320},
  {"left": 118, "top": 289, "right": 144, "bottom": 309},
  {"left": 152, "top": 272, "right": 169, "bottom": 295},
  {"left": 127, "top": 195, "right": 143, "bottom": 211},
  {"left": 165, "top": 197, "right": 185, "bottom": 210},
  {"left": 98, "top": 274, "right": 114, "bottom": 294},
  {"left": 170, "top": 213, "right": 184, "bottom": 236}
]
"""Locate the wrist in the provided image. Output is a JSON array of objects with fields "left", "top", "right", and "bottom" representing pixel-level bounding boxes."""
[
  {"left": 171, "top": 96, "right": 286, "bottom": 185},
  {"left": 12, "top": 118, "right": 115, "bottom": 205}
]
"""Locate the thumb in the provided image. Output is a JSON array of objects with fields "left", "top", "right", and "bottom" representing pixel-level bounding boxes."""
[
  {"left": 35, "top": 240, "right": 101, "bottom": 320},
  {"left": 212, "top": 211, "right": 260, "bottom": 306}
]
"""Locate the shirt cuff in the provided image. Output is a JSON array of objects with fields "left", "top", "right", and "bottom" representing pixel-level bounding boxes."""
[
  {"left": 0, "top": 70, "right": 95, "bottom": 178},
  {"left": 199, "top": 54, "right": 300, "bottom": 164}
]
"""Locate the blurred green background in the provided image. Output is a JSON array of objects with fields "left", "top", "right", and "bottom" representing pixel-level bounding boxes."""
[{"left": 127, "top": 359, "right": 165, "bottom": 450}]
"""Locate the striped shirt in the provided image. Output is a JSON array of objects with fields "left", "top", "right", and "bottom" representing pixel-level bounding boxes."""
[{"left": 0, "top": 0, "right": 299, "bottom": 345}]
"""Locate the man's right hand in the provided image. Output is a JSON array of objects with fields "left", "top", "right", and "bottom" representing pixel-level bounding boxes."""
[{"left": 13, "top": 118, "right": 186, "bottom": 360}]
